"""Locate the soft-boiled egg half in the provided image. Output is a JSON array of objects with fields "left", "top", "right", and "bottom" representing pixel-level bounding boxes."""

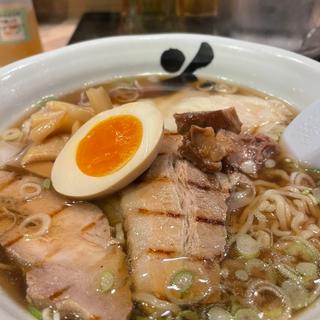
[{"left": 52, "top": 101, "right": 163, "bottom": 199}]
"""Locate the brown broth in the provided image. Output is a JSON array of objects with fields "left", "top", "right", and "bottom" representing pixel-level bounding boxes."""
[
  {"left": 0, "top": 248, "right": 26, "bottom": 308},
  {"left": 62, "top": 75, "right": 291, "bottom": 106},
  {"left": 0, "top": 75, "right": 315, "bottom": 320}
]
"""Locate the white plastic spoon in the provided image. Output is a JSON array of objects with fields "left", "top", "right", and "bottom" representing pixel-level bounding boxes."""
[{"left": 282, "top": 100, "right": 320, "bottom": 168}]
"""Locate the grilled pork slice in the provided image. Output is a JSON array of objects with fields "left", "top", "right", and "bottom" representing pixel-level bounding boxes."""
[
  {"left": 0, "top": 173, "right": 132, "bottom": 320},
  {"left": 121, "top": 136, "right": 229, "bottom": 305}
]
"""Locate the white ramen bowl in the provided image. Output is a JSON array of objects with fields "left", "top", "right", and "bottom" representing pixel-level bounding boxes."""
[{"left": 0, "top": 34, "right": 320, "bottom": 320}]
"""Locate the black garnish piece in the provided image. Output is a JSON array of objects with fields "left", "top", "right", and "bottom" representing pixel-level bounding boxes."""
[
  {"left": 161, "top": 48, "right": 185, "bottom": 73},
  {"left": 161, "top": 42, "right": 214, "bottom": 88}
]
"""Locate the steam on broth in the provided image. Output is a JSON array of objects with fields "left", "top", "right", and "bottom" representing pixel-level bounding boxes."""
[{"left": 0, "top": 75, "right": 319, "bottom": 320}]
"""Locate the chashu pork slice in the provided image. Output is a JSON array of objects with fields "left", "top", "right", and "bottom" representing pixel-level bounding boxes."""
[
  {"left": 121, "top": 134, "right": 228, "bottom": 305},
  {"left": 0, "top": 173, "right": 132, "bottom": 320}
]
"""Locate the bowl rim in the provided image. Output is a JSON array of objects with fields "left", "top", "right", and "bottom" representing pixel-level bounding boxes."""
[
  {"left": 1, "top": 33, "right": 320, "bottom": 76},
  {"left": 1, "top": 33, "right": 320, "bottom": 320}
]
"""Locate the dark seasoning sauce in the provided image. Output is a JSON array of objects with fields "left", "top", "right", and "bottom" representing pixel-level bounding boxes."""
[{"left": 3, "top": 75, "right": 318, "bottom": 320}]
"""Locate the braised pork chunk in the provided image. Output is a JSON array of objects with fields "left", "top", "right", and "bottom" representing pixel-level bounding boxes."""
[
  {"left": 176, "top": 108, "right": 279, "bottom": 176},
  {"left": 174, "top": 107, "right": 242, "bottom": 134}
]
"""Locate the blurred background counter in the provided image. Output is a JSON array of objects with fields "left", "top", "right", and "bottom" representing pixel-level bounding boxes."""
[
  {"left": 35, "top": 0, "right": 320, "bottom": 57},
  {"left": 38, "top": 18, "right": 77, "bottom": 51},
  {"left": 1, "top": 0, "right": 320, "bottom": 65}
]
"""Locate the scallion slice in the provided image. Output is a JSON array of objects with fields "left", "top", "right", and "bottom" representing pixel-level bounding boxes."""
[
  {"left": 284, "top": 238, "right": 319, "bottom": 262},
  {"left": 100, "top": 271, "right": 114, "bottom": 292},
  {"left": 28, "top": 305, "right": 42, "bottom": 320},
  {"left": 296, "top": 262, "right": 318, "bottom": 281},
  {"left": 42, "top": 178, "right": 51, "bottom": 190},
  {"left": 236, "top": 234, "right": 260, "bottom": 258},
  {"left": 235, "top": 270, "right": 249, "bottom": 281},
  {"left": 169, "top": 270, "right": 194, "bottom": 293},
  {"left": 281, "top": 280, "right": 309, "bottom": 310},
  {"left": 35, "top": 96, "right": 56, "bottom": 108},
  {"left": 275, "top": 263, "right": 302, "bottom": 283},
  {"left": 305, "top": 167, "right": 320, "bottom": 175},
  {"left": 234, "top": 308, "right": 259, "bottom": 320},
  {"left": 207, "top": 306, "right": 233, "bottom": 320},
  {"left": 1, "top": 128, "right": 22, "bottom": 142},
  {"left": 263, "top": 307, "right": 284, "bottom": 319},
  {"left": 301, "top": 188, "right": 312, "bottom": 195},
  {"left": 177, "top": 310, "right": 199, "bottom": 320}
]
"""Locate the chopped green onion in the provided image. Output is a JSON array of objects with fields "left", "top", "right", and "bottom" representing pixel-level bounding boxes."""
[
  {"left": 41, "top": 179, "right": 51, "bottom": 190},
  {"left": 1, "top": 128, "right": 22, "bottom": 142},
  {"left": 207, "top": 306, "right": 233, "bottom": 320},
  {"left": 281, "top": 280, "right": 309, "bottom": 310},
  {"left": 34, "top": 96, "right": 56, "bottom": 108},
  {"left": 115, "top": 223, "right": 125, "bottom": 244},
  {"left": 169, "top": 270, "right": 194, "bottom": 293},
  {"left": 275, "top": 263, "right": 302, "bottom": 283},
  {"left": 236, "top": 234, "right": 260, "bottom": 258},
  {"left": 245, "top": 259, "right": 266, "bottom": 274},
  {"left": 305, "top": 168, "right": 320, "bottom": 175},
  {"left": 235, "top": 269, "right": 249, "bottom": 281},
  {"left": 27, "top": 305, "right": 42, "bottom": 320},
  {"left": 177, "top": 310, "right": 199, "bottom": 320},
  {"left": 301, "top": 188, "right": 312, "bottom": 195},
  {"left": 296, "top": 262, "right": 318, "bottom": 281},
  {"left": 284, "top": 238, "right": 319, "bottom": 262},
  {"left": 264, "top": 159, "right": 276, "bottom": 168},
  {"left": 263, "top": 307, "right": 285, "bottom": 319},
  {"left": 100, "top": 271, "right": 114, "bottom": 292},
  {"left": 234, "top": 308, "right": 259, "bottom": 320}
]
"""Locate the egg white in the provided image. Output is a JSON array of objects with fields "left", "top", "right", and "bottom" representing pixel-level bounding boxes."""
[{"left": 52, "top": 101, "right": 163, "bottom": 199}]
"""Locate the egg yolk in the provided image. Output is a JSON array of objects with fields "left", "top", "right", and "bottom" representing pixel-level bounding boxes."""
[{"left": 76, "top": 115, "right": 143, "bottom": 177}]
